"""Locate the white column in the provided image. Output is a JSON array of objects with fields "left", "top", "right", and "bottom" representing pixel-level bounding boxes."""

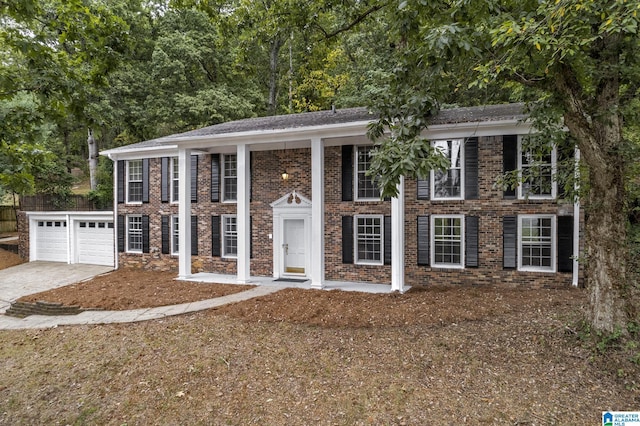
[
  {"left": 237, "top": 144, "right": 251, "bottom": 283},
  {"left": 391, "top": 176, "right": 405, "bottom": 292},
  {"left": 572, "top": 147, "right": 581, "bottom": 287},
  {"left": 178, "top": 148, "right": 192, "bottom": 278},
  {"left": 311, "top": 137, "right": 325, "bottom": 288}
]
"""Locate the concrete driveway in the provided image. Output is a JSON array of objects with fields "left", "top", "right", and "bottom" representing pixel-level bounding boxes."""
[{"left": 0, "top": 262, "right": 113, "bottom": 314}]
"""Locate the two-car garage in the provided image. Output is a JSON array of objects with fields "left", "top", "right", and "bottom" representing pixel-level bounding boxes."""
[{"left": 28, "top": 213, "right": 115, "bottom": 267}]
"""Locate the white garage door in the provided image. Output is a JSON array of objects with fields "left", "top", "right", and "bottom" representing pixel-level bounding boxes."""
[
  {"left": 75, "top": 220, "right": 114, "bottom": 266},
  {"left": 34, "top": 220, "right": 68, "bottom": 262}
]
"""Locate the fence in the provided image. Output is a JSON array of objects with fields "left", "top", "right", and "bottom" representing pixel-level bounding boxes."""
[
  {"left": 0, "top": 206, "right": 17, "bottom": 233},
  {"left": 20, "top": 194, "right": 113, "bottom": 212}
]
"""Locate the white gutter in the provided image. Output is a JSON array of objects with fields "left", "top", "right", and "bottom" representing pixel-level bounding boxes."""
[
  {"left": 110, "top": 153, "right": 119, "bottom": 270},
  {"left": 572, "top": 147, "right": 581, "bottom": 287}
]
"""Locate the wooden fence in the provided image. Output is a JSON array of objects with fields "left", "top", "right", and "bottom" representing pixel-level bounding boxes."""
[
  {"left": 0, "top": 206, "right": 17, "bottom": 233},
  {"left": 20, "top": 194, "right": 112, "bottom": 212}
]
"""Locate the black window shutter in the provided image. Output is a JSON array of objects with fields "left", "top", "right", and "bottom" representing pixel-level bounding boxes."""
[
  {"left": 417, "top": 215, "right": 429, "bottom": 266},
  {"left": 250, "top": 216, "right": 253, "bottom": 259},
  {"left": 211, "top": 154, "right": 220, "bottom": 202},
  {"left": 191, "top": 155, "right": 198, "bottom": 203},
  {"left": 161, "top": 216, "right": 170, "bottom": 254},
  {"left": 503, "top": 135, "right": 518, "bottom": 199},
  {"left": 250, "top": 152, "right": 254, "bottom": 202},
  {"left": 142, "top": 158, "right": 150, "bottom": 203},
  {"left": 557, "top": 216, "right": 574, "bottom": 272},
  {"left": 384, "top": 215, "right": 392, "bottom": 265},
  {"left": 465, "top": 216, "right": 479, "bottom": 267},
  {"left": 117, "top": 160, "right": 125, "bottom": 204},
  {"left": 191, "top": 215, "right": 198, "bottom": 255},
  {"left": 417, "top": 178, "right": 430, "bottom": 200},
  {"left": 342, "top": 145, "right": 353, "bottom": 201},
  {"left": 161, "top": 157, "right": 169, "bottom": 203},
  {"left": 142, "top": 215, "right": 150, "bottom": 253},
  {"left": 117, "top": 215, "right": 125, "bottom": 252},
  {"left": 342, "top": 216, "right": 354, "bottom": 263},
  {"left": 557, "top": 143, "right": 575, "bottom": 199},
  {"left": 465, "top": 137, "right": 479, "bottom": 200},
  {"left": 211, "top": 215, "right": 221, "bottom": 257},
  {"left": 503, "top": 216, "right": 517, "bottom": 269}
]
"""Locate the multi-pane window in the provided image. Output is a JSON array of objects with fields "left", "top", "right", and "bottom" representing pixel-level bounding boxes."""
[
  {"left": 356, "top": 146, "right": 381, "bottom": 200},
  {"left": 170, "top": 157, "right": 179, "bottom": 202},
  {"left": 519, "top": 215, "right": 555, "bottom": 271},
  {"left": 171, "top": 216, "right": 180, "bottom": 255},
  {"left": 127, "top": 160, "right": 143, "bottom": 203},
  {"left": 518, "top": 137, "right": 556, "bottom": 199},
  {"left": 222, "top": 154, "right": 237, "bottom": 202},
  {"left": 431, "top": 215, "right": 464, "bottom": 267},
  {"left": 432, "top": 139, "right": 463, "bottom": 199},
  {"left": 222, "top": 215, "right": 238, "bottom": 257},
  {"left": 355, "top": 215, "right": 383, "bottom": 265},
  {"left": 127, "top": 215, "right": 143, "bottom": 252}
]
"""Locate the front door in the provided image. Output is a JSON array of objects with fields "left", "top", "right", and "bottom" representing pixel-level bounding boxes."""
[{"left": 283, "top": 219, "right": 305, "bottom": 274}]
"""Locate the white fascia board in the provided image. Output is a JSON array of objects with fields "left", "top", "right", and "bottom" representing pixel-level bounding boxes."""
[
  {"left": 422, "top": 119, "right": 533, "bottom": 140},
  {"left": 26, "top": 211, "right": 114, "bottom": 220},
  {"left": 101, "top": 145, "right": 179, "bottom": 161}
]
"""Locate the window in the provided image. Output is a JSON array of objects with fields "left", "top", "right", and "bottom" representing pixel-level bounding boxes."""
[
  {"left": 431, "top": 215, "right": 464, "bottom": 268},
  {"left": 355, "top": 215, "right": 383, "bottom": 265},
  {"left": 127, "top": 159, "right": 143, "bottom": 203},
  {"left": 171, "top": 216, "right": 180, "bottom": 255},
  {"left": 127, "top": 215, "right": 143, "bottom": 252},
  {"left": 222, "top": 215, "right": 237, "bottom": 257},
  {"left": 355, "top": 146, "right": 380, "bottom": 200},
  {"left": 170, "top": 157, "right": 179, "bottom": 202},
  {"left": 519, "top": 215, "right": 556, "bottom": 272},
  {"left": 432, "top": 139, "right": 463, "bottom": 199},
  {"left": 518, "top": 137, "right": 556, "bottom": 199},
  {"left": 222, "top": 154, "right": 237, "bottom": 202}
]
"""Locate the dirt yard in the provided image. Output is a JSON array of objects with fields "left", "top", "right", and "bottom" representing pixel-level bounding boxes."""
[
  {"left": 1, "top": 249, "right": 639, "bottom": 424},
  {"left": 0, "top": 246, "right": 23, "bottom": 270}
]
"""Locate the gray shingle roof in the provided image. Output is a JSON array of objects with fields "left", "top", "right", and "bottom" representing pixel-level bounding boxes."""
[{"left": 102, "top": 103, "right": 524, "bottom": 155}]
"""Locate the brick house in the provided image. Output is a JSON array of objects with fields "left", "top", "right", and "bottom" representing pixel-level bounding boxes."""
[{"left": 101, "top": 103, "right": 581, "bottom": 291}]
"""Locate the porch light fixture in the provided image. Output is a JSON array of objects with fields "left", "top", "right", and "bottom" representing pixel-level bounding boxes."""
[{"left": 281, "top": 170, "right": 289, "bottom": 181}]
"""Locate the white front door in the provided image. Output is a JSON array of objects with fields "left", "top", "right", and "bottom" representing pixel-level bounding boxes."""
[{"left": 283, "top": 219, "right": 305, "bottom": 274}]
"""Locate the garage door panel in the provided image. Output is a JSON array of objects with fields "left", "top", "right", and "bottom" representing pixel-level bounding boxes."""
[
  {"left": 75, "top": 221, "right": 114, "bottom": 266},
  {"left": 35, "top": 221, "right": 68, "bottom": 262}
]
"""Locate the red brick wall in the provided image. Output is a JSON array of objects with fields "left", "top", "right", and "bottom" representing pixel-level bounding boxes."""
[{"left": 117, "top": 136, "right": 580, "bottom": 288}]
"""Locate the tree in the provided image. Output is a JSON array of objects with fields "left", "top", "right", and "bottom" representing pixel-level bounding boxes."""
[{"left": 368, "top": 0, "right": 639, "bottom": 334}]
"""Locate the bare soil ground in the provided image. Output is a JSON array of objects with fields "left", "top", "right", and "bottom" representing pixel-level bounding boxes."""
[
  {"left": 18, "top": 269, "right": 254, "bottom": 310},
  {"left": 0, "top": 247, "right": 23, "bottom": 270},
  {"left": 1, "top": 250, "right": 639, "bottom": 424}
]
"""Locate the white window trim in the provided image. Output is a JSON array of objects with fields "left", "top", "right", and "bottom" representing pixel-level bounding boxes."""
[
  {"left": 170, "top": 215, "right": 180, "bottom": 255},
  {"left": 518, "top": 214, "right": 556, "bottom": 273},
  {"left": 222, "top": 153, "right": 238, "bottom": 203},
  {"left": 170, "top": 157, "right": 179, "bottom": 204},
  {"left": 222, "top": 214, "right": 238, "bottom": 259},
  {"left": 354, "top": 145, "right": 381, "bottom": 201},
  {"left": 126, "top": 215, "right": 143, "bottom": 253},
  {"left": 126, "top": 160, "right": 143, "bottom": 204},
  {"left": 517, "top": 136, "right": 557, "bottom": 200},
  {"left": 430, "top": 139, "right": 465, "bottom": 201},
  {"left": 354, "top": 214, "right": 384, "bottom": 266},
  {"left": 430, "top": 214, "right": 465, "bottom": 269}
]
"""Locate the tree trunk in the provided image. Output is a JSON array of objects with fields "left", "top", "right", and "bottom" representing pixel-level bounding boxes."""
[
  {"left": 87, "top": 128, "right": 98, "bottom": 191},
  {"left": 268, "top": 36, "right": 283, "bottom": 116}
]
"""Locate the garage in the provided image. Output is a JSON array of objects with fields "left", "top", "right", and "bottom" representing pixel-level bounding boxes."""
[
  {"left": 33, "top": 220, "right": 68, "bottom": 262},
  {"left": 75, "top": 220, "right": 114, "bottom": 266},
  {"left": 28, "top": 213, "right": 115, "bottom": 267}
]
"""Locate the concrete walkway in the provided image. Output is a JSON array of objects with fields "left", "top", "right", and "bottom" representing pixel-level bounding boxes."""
[{"left": 0, "top": 285, "right": 281, "bottom": 330}]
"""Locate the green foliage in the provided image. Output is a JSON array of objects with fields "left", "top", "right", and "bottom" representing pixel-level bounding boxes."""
[{"left": 86, "top": 157, "right": 113, "bottom": 210}]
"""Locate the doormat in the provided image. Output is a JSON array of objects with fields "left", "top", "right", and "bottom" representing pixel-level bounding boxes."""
[{"left": 273, "top": 278, "right": 309, "bottom": 283}]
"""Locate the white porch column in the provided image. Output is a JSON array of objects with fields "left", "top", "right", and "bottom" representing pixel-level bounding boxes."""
[
  {"left": 311, "top": 137, "right": 325, "bottom": 288},
  {"left": 237, "top": 144, "right": 251, "bottom": 283},
  {"left": 391, "top": 176, "right": 405, "bottom": 292},
  {"left": 178, "top": 148, "right": 192, "bottom": 278}
]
